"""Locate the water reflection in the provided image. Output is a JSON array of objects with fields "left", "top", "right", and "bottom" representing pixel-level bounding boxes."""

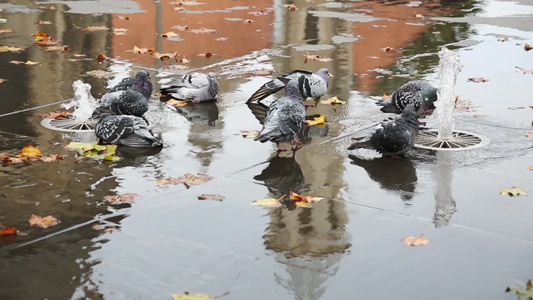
[
  {"left": 254, "top": 154, "right": 304, "bottom": 197},
  {"left": 432, "top": 151, "right": 457, "bottom": 227},
  {"left": 167, "top": 100, "right": 219, "bottom": 126},
  {"left": 348, "top": 154, "right": 418, "bottom": 202}
]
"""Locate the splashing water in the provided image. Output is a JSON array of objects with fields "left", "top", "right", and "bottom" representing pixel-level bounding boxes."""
[
  {"left": 436, "top": 47, "right": 462, "bottom": 140},
  {"left": 61, "top": 80, "right": 98, "bottom": 123}
]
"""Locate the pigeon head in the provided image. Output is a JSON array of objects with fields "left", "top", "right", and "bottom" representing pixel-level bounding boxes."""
[
  {"left": 207, "top": 72, "right": 216, "bottom": 79},
  {"left": 136, "top": 71, "right": 150, "bottom": 80},
  {"left": 317, "top": 68, "right": 333, "bottom": 84},
  {"left": 132, "top": 71, "right": 153, "bottom": 98},
  {"left": 423, "top": 85, "right": 438, "bottom": 105}
]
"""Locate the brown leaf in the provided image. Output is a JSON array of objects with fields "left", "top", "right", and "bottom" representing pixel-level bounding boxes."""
[
  {"left": 204, "top": 52, "right": 212, "bottom": 59},
  {"left": 0, "top": 29, "right": 14, "bottom": 34},
  {"left": 0, "top": 78, "right": 8, "bottom": 84},
  {"left": 0, "top": 46, "right": 25, "bottom": 53},
  {"left": 525, "top": 44, "right": 533, "bottom": 51},
  {"left": 0, "top": 226, "right": 17, "bottom": 236},
  {"left": 303, "top": 51, "right": 333, "bottom": 63},
  {"left": 96, "top": 54, "right": 107, "bottom": 62},
  {"left": 103, "top": 193, "right": 139, "bottom": 204},
  {"left": 154, "top": 52, "right": 178, "bottom": 61},
  {"left": 467, "top": 77, "right": 489, "bottom": 83},
  {"left": 197, "top": 194, "right": 225, "bottom": 201},
  {"left": 283, "top": 4, "right": 296, "bottom": 10},
  {"left": 29, "top": 214, "right": 59, "bottom": 228},
  {"left": 402, "top": 235, "right": 429, "bottom": 246},
  {"left": 381, "top": 46, "right": 393, "bottom": 52},
  {"left": 157, "top": 173, "right": 213, "bottom": 188},
  {"left": 45, "top": 45, "right": 68, "bottom": 51},
  {"left": 289, "top": 191, "right": 324, "bottom": 207}
]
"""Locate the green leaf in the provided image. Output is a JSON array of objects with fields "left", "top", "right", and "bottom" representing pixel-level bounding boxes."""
[{"left": 64, "top": 142, "right": 121, "bottom": 161}]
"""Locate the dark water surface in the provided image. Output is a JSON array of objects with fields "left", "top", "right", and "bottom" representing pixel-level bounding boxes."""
[{"left": 0, "top": 0, "right": 532, "bottom": 299}]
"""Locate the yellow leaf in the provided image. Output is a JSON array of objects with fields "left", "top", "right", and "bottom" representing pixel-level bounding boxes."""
[
  {"left": 305, "top": 115, "right": 325, "bottom": 126},
  {"left": 289, "top": 191, "right": 324, "bottom": 207},
  {"left": 20, "top": 145, "right": 42, "bottom": 158},
  {"left": 382, "top": 93, "right": 390, "bottom": 100},
  {"left": 25, "top": 61, "right": 40, "bottom": 65},
  {"left": 240, "top": 130, "right": 259, "bottom": 138},
  {"left": 320, "top": 96, "right": 345, "bottom": 105},
  {"left": 252, "top": 194, "right": 285, "bottom": 207},
  {"left": 166, "top": 99, "right": 189, "bottom": 107},
  {"left": 500, "top": 187, "right": 527, "bottom": 197},
  {"left": 402, "top": 235, "right": 429, "bottom": 246},
  {"left": 171, "top": 292, "right": 214, "bottom": 300}
]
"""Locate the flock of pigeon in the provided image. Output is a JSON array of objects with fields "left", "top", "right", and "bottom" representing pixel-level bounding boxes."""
[{"left": 93, "top": 69, "right": 438, "bottom": 158}]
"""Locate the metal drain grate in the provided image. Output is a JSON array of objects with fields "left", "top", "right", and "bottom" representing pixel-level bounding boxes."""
[
  {"left": 41, "top": 117, "right": 97, "bottom": 133},
  {"left": 414, "top": 129, "right": 489, "bottom": 151}
]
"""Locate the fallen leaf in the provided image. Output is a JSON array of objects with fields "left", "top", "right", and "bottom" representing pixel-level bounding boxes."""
[
  {"left": 381, "top": 46, "right": 393, "bottom": 52},
  {"left": 497, "top": 36, "right": 509, "bottom": 42},
  {"left": 96, "top": 54, "right": 107, "bottom": 62},
  {"left": 112, "top": 28, "right": 128, "bottom": 35},
  {"left": 515, "top": 66, "right": 533, "bottom": 74},
  {"left": 3, "top": 157, "right": 25, "bottom": 165},
  {"left": 162, "top": 31, "right": 180, "bottom": 38},
  {"left": 500, "top": 187, "right": 527, "bottom": 197},
  {"left": 529, "top": 165, "right": 533, "bottom": 171},
  {"left": 117, "top": 16, "right": 132, "bottom": 20},
  {"left": 86, "top": 70, "right": 117, "bottom": 78},
  {"left": 0, "top": 226, "right": 17, "bottom": 236},
  {"left": 157, "top": 173, "right": 213, "bottom": 188},
  {"left": 29, "top": 214, "right": 59, "bottom": 228},
  {"left": 414, "top": 13, "right": 424, "bottom": 19},
  {"left": 172, "top": 292, "right": 214, "bottom": 300},
  {"left": 197, "top": 194, "right": 225, "bottom": 201},
  {"left": 38, "top": 20, "right": 52, "bottom": 25},
  {"left": 165, "top": 99, "right": 189, "bottom": 107},
  {"left": 39, "top": 154, "right": 63, "bottom": 162},
  {"left": 0, "top": 29, "right": 14, "bottom": 34},
  {"left": 215, "top": 37, "right": 228, "bottom": 42},
  {"left": 305, "top": 115, "right": 325, "bottom": 126},
  {"left": 321, "top": 96, "right": 345, "bottom": 105},
  {"left": 505, "top": 280, "right": 533, "bottom": 299},
  {"left": 0, "top": 46, "right": 24, "bottom": 53},
  {"left": 82, "top": 25, "right": 109, "bottom": 31},
  {"left": 32, "top": 31, "right": 48, "bottom": 38},
  {"left": 289, "top": 191, "right": 324, "bottom": 207},
  {"left": 303, "top": 51, "right": 333, "bottom": 63},
  {"left": 20, "top": 145, "right": 42, "bottom": 158},
  {"left": 175, "top": 0, "right": 205, "bottom": 5},
  {"left": 45, "top": 45, "right": 68, "bottom": 51},
  {"left": 204, "top": 52, "right": 212, "bottom": 59},
  {"left": 402, "top": 235, "right": 429, "bottom": 246},
  {"left": 0, "top": 78, "right": 8, "bottom": 83},
  {"left": 73, "top": 53, "right": 87, "bottom": 58},
  {"left": 177, "top": 56, "right": 191, "bottom": 63},
  {"left": 10, "top": 60, "right": 40, "bottom": 66},
  {"left": 103, "top": 193, "right": 139, "bottom": 204},
  {"left": 154, "top": 52, "right": 178, "bottom": 61},
  {"left": 251, "top": 194, "right": 285, "bottom": 207},
  {"left": 284, "top": 4, "right": 296, "bottom": 10},
  {"left": 244, "top": 19, "right": 254, "bottom": 24},
  {"left": 133, "top": 46, "right": 155, "bottom": 54},
  {"left": 525, "top": 44, "right": 533, "bottom": 51},
  {"left": 240, "top": 130, "right": 259, "bottom": 138},
  {"left": 64, "top": 142, "right": 121, "bottom": 161},
  {"left": 467, "top": 77, "right": 489, "bottom": 83}
]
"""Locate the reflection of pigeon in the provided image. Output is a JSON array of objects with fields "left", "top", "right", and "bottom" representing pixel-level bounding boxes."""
[
  {"left": 160, "top": 72, "right": 219, "bottom": 102},
  {"left": 95, "top": 113, "right": 162, "bottom": 148},
  {"left": 378, "top": 80, "right": 437, "bottom": 116},
  {"left": 254, "top": 155, "right": 304, "bottom": 197},
  {"left": 255, "top": 78, "right": 306, "bottom": 151},
  {"left": 247, "top": 68, "right": 332, "bottom": 105},
  {"left": 348, "top": 154, "right": 417, "bottom": 201},
  {"left": 97, "top": 71, "right": 153, "bottom": 117},
  {"left": 348, "top": 104, "right": 419, "bottom": 157},
  {"left": 165, "top": 100, "right": 219, "bottom": 126}
]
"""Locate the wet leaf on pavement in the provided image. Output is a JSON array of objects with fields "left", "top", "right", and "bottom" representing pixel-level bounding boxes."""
[
  {"left": 251, "top": 194, "right": 285, "bottom": 207},
  {"left": 401, "top": 235, "right": 429, "bottom": 246},
  {"left": 0, "top": 226, "right": 17, "bottom": 236},
  {"left": 305, "top": 115, "right": 325, "bottom": 126},
  {"left": 0, "top": 46, "right": 24, "bottom": 53},
  {"left": 133, "top": 46, "right": 156, "bottom": 54},
  {"left": 0, "top": 29, "right": 14, "bottom": 34},
  {"left": 64, "top": 142, "right": 121, "bottom": 161},
  {"left": 10, "top": 60, "right": 41, "bottom": 66},
  {"left": 29, "top": 214, "right": 59, "bottom": 228},
  {"left": 165, "top": 99, "right": 189, "bottom": 107},
  {"left": 104, "top": 193, "right": 139, "bottom": 204},
  {"left": 524, "top": 44, "right": 533, "bottom": 51},
  {"left": 500, "top": 187, "right": 526, "bottom": 197},
  {"left": 157, "top": 173, "right": 213, "bottom": 188},
  {"left": 289, "top": 191, "right": 324, "bottom": 207},
  {"left": 162, "top": 31, "right": 180, "bottom": 38},
  {"left": 321, "top": 96, "right": 345, "bottom": 105}
]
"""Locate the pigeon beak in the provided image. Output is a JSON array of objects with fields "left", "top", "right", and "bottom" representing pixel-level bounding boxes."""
[{"left": 328, "top": 72, "right": 334, "bottom": 77}]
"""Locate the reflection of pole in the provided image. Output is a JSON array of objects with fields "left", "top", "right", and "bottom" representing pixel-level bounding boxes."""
[
  {"left": 154, "top": 0, "right": 163, "bottom": 69},
  {"left": 433, "top": 151, "right": 457, "bottom": 227}
]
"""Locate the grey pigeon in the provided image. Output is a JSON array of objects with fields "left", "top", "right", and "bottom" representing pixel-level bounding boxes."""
[
  {"left": 247, "top": 68, "right": 332, "bottom": 106},
  {"left": 348, "top": 103, "right": 420, "bottom": 157},
  {"left": 97, "top": 71, "right": 153, "bottom": 117},
  {"left": 160, "top": 72, "right": 219, "bottom": 103},
  {"left": 95, "top": 113, "right": 162, "bottom": 148},
  {"left": 377, "top": 80, "right": 437, "bottom": 116},
  {"left": 255, "top": 77, "right": 306, "bottom": 152}
]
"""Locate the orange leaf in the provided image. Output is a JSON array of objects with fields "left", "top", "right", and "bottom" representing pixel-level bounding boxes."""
[
  {"left": 0, "top": 226, "right": 17, "bottom": 236},
  {"left": 32, "top": 31, "right": 48, "bottom": 38},
  {"left": 382, "top": 93, "right": 390, "bottom": 100},
  {"left": 525, "top": 44, "right": 533, "bottom": 51},
  {"left": 166, "top": 99, "right": 189, "bottom": 107},
  {"left": 289, "top": 191, "right": 324, "bottom": 207},
  {"left": 96, "top": 54, "right": 107, "bottom": 62},
  {"left": 29, "top": 214, "right": 59, "bottom": 228},
  {"left": 401, "top": 235, "right": 429, "bottom": 246},
  {"left": 21, "top": 145, "right": 42, "bottom": 158},
  {"left": 528, "top": 165, "right": 533, "bottom": 171},
  {"left": 39, "top": 111, "right": 73, "bottom": 119}
]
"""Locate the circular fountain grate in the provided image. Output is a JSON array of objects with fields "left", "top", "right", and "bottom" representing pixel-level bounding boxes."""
[
  {"left": 414, "top": 129, "right": 489, "bottom": 151},
  {"left": 41, "top": 117, "right": 98, "bottom": 133}
]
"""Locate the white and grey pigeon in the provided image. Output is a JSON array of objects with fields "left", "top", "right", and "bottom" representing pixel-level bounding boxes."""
[
  {"left": 247, "top": 68, "right": 333, "bottom": 106},
  {"left": 95, "top": 113, "right": 162, "bottom": 148},
  {"left": 97, "top": 71, "right": 153, "bottom": 118},
  {"left": 377, "top": 80, "right": 437, "bottom": 116},
  {"left": 254, "top": 77, "right": 306, "bottom": 152},
  {"left": 347, "top": 103, "right": 420, "bottom": 157},
  {"left": 160, "top": 72, "right": 219, "bottom": 103}
]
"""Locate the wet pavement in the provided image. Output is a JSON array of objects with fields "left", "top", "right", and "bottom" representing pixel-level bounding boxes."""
[{"left": 0, "top": 0, "right": 532, "bottom": 299}]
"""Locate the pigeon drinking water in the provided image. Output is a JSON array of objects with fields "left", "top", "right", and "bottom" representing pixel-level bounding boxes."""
[
  {"left": 95, "top": 113, "right": 162, "bottom": 148},
  {"left": 160, "top": 72, "right": 219, "bottom": 103},
  {"left": 255, "top": 77, "right": 306, "bottom": 152},
  {"left": 347, "top": 103, "right": 420, "bottom": 157},
  {"left": 377, "top": 80, "right": 437, "bottom": 116},
  {"left": 247, "top": 68, "right": 332, "bottom": 106}
]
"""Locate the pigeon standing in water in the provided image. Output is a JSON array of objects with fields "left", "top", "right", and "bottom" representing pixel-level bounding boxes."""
[
  {"left": 255, "top": 77, "right": 306, "bottom": 152},
  {"left": 247, "top": 68, "right": 333, "bottom": 106},
  {"left": 160, "top": 72, "right": 219, "bottom": 103},
  {"left": 97, "top": 71, "right": 153, "bottom": 118},
  {"left": 348, "top": 103, "right": 420, "bottom": 157},
  {"left": 377, "top": 80, "right": 437, "bottom": 116},
  {"left": 95, "top": 113, "right": 162, "bottom": 148}
]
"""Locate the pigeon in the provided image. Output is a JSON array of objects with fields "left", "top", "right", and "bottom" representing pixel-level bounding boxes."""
[
  {"left": 255, "top": 77, "right": 306, "bottom": 152},
  {"left": 347, "top": 103, "right": 420, "bottom": 157},
  {"left": 247, "top": 68, "right": 333, "bottom": 106},
  {"left": 377, "top": 80, "right": 437, "bottom": 116},
  {"left": 95, "top": 113, "right": 162, "bottom": 148},
  {"left": 160, "top": 72, "right": 219, "bottom": 103},
  {"left": 97, "top": 71, "right": 153, "bottom": 118}
]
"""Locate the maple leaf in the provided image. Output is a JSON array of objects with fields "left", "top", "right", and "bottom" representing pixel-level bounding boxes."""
[
  {"left": 157, "top": 173, "right": 213, "bottom": 188},
  {"left": 29, "top": 214, "right": 59, "bottom": 228},
  {"left": 0, "top": 29, "right": 14, "bottom": 34},
  {"left": 197, "top": 194, "right": 225, "bottom": 201},
  {"left": 505, "top": 280, "right": 533, "bottom": 299},
  {"left": 467, "top": 77, "right": 489, "bottom": 83},
  {"left": 82, "top": 25, "right": 109, "bottom": 31},
  {"left": 0, "top": 46, "right": 24, "bottom": 53},
  {"left": 0, "top": 226, "right": 17, "bottom": 236},
  {"left": 251, "top": 194, "right": 285, "bottom": 207},
  {"left": 305, "top": 115, "right": 325, "bottom": 126},
  {"left": 500, "top": 187, "right": 526, "bottom": 197},
  {"left": 321, "top": 96, "right": 345, "bottom": 105},
  {"left": 289, "top": 191, "right": 324, "bottom": 207},
  {"left": 165, "top": 99, "right": 189, "bottom": 107},
  {"left": 240, "top": 130, "right": 259, "bottom": 138},
  {"left": 401, "top": 235, "right": 429, "bottom": 246},
  {"left": 104, "top": 193, "right": 139, "bottom": 204}
]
